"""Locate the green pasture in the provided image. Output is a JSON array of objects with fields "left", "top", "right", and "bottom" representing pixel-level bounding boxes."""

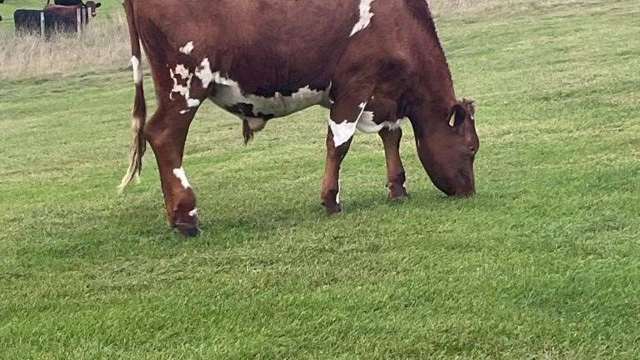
[{"left": 1, "top": 0, "right": 639, "bottom": 358}]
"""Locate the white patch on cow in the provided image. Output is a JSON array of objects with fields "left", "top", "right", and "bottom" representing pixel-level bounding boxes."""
[
  {"left": 328, "top": 101, "right": 368, "bottom": 147},
  {"left": 196, "top": 62, "right": 332, "bottom": 117},
  {"left": 329, "top": 120, "right": 358, "bottom": 147},
  {"left": 209, "top": 74, "right": 331, "bottom": 118},
  {"left": 350, "top": 0, "right": 375, "bottom": 36},
  {"left": 179, "top": 109, "right": 191, "bottom": 115},
  {"left": 170, "top": 66, "right": 192, "bottom": 100},
  {"left": 195, "top": 58, "right": 214, "bottom": 88},
  {"left": 174, "top": 64, "right": 190, "bottom": 79},
  {"left": 357, "top": 112, "right": 409, "bottom": 133},
  {"left": 212, "top": 72, "right": 238, "bottom": 87},
  {"left": 336, "top": 170, "right": 341, "bottom": 205},
  {"left": 170, "top": 64, "right": 201, "bottom": 109},
  {"left": 172, "top": 167, "right": 191, "bottom": 189},
  {"left": 131, "top": 56, "right": 142, "bottom": 84},
  {"left": 187, "top": 98, "right": 201, "bottom": 108},
  {"left": 357, "top": 111, "right": 378, "bottom": 132},
  {"left": 188, "top": 208, "right": 198, "bottom": 217},
  {"left": 179, "top": 41, "right": 194, "bottom": 55},
  {"left": 389, "top": 117, "right": 409, "bottom": 131}
]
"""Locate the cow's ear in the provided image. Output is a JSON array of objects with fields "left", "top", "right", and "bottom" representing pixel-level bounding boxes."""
[
  {"left": 95, "top": 2, "right": 102, "bottom": 7},
  {"left": 462, "top": 98, "right": 476, "bottom": 118}
]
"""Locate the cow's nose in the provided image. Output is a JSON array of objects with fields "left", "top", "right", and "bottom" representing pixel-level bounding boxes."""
[{"left": 454, "top": 188, "right": 475, "bottom": 198}]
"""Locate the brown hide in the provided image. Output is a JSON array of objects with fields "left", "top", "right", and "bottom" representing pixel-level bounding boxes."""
[{"left": 120, "top": 0, "right": 479, "bottom": 236}]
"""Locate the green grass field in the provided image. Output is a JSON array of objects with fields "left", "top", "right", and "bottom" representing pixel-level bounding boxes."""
[{"left": 1, "top": 0, "right": 639, "bottom": 358}]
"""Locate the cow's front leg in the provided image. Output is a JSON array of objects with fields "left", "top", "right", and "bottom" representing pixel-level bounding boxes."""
[
  {"left": 321, "top": 98, "right": 369, "bottom": 214},
  {"left": 145, "top": 107, "right": 199, "bottom": 236},
  {"left": 321, "top": 128, "right": 353, "bottom": 214},
  {"left": 379, "top": 127, "right": 408, "bottom": 200}
]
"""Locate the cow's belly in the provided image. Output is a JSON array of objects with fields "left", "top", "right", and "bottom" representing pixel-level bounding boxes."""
[
  {"left": 210, "top": 82, "right": 332, "bottom": 119},
  {"left": 357, "top": 113, "right": 408, "bottom": 134}
]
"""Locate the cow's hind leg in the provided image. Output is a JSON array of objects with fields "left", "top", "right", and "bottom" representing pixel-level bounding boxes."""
[
  {"left": 145, "top": 106, "right": 200, "bottom": 236},
  {"left": 379, "top": 127, "right": 408, "bottom": 200}
]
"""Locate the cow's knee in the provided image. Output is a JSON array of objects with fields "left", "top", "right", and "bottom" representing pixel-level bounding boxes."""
[{"left": 143, "top": 119, "right": 165, "bottom": 146}]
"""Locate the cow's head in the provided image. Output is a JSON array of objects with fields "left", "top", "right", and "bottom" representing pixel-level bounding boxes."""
[
  {"left": 85, "top": 1, "right": 101, "bottom": 17},
  {"left": 413, "top": 99, "right": 479, "bottom": 197}
]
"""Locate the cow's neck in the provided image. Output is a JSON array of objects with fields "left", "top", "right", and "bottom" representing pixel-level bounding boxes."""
[{"left": 413, "top": 12, "right": 458, "bottom": 126}]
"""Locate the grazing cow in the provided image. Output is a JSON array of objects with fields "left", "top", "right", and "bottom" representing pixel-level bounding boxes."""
[
  {"left": 47, "top": 1, "right": 102, "bottom": 18},
  {"left": 15, "top": 9, "right": 77, "bottom": 35},
  {"left": 119, "top": 0, "right": 480, "bottom": 236},
  {"left": 14, "top": 1, "right": 101, "bottom": 36},
  {"left": 14, "top": 10, "right": 48, "bottom": 35},
  {"left": 46, "top": 1, "right": 102, "bottom": 19}
]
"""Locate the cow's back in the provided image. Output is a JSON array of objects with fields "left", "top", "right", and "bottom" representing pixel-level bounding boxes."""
[
  {"left": 131, "top": 0, "right": 455, "bottom": 114},
  {"left": 133, "top": 0, "right": 370, "bottom": 94}
]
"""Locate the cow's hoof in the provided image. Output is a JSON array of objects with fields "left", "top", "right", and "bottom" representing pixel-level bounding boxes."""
[
  {"left": 388, "top": 184, "right": 409, "bottom": 201},
  {"left": 324, "top": 203, "right": 343, "bottom": 215},
  {"left": 174, "top": 223, "right": 200, "bottom": 237},
  {"left": 389, "top": 192, "right": 409, "bottom": 202}
]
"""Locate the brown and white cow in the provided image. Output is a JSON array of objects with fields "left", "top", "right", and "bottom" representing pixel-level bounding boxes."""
[
  {"left": 119, "top": 0, "right": 480, "bottom": 236},
  {"left": 14, "top": 1, "right": 101, "bottom": 36},
  {"left": 46, "top": 1, "right": 102, "bottom": 18}
]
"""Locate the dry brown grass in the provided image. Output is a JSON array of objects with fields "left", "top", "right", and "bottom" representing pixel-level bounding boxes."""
[{"left": 0, "top": 14, "right": 129, "bottom": 80}]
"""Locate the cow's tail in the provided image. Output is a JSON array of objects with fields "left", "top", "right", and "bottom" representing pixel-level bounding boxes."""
[{"left": 119, "top": 0, "right": 147, "bottom": 193}]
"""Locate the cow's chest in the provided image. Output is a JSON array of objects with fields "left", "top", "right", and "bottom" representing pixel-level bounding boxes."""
[{"left": 209, "top": 82, "right": 331, "bottom": 120}]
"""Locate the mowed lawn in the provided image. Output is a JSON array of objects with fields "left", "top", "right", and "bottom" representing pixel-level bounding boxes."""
[{"left": 1, "top": 0, "right": 639, "bottom": 358}]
